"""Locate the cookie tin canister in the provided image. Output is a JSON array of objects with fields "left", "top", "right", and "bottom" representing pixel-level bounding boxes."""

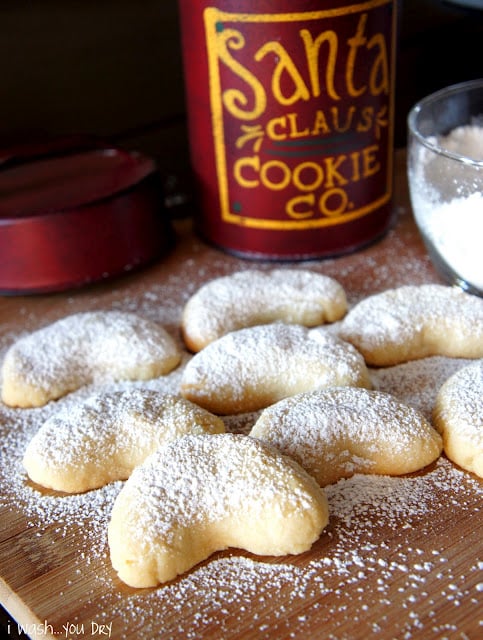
[
  {"left": 0, "top": 137, "right": 173, "bottom": 294},
  {"left": 178, "top": 0, "right": 397, "bottom": 258}
]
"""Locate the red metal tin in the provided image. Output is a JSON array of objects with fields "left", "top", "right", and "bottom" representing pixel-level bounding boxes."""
[
  {"left": 178, "top": 0, "right": 397, "bottom": 258},
  {"left": 0, "top": 140, "right": 173, "bottom": 294}
]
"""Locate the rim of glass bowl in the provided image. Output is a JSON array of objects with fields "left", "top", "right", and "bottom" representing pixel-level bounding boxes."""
[{"left": 407, "top": 79, "right": 483, "bottom": 169}]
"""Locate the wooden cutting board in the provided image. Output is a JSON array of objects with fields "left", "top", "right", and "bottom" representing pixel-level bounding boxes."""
[{"left": 0, "top": 151, "right": 482, "bottom": 640}]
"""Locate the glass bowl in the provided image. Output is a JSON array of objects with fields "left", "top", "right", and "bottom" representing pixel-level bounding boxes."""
[{"left": 407, "top": 79, "right": 483, "bottom": 297}]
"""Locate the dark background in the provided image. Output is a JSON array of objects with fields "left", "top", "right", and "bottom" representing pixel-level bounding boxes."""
[{"left": 0, "top": 0, "right": 481, "bottom": 196}]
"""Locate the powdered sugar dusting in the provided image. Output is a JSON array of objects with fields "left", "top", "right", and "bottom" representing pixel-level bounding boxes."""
[
  {"left": 1, "top": 311, "right": 181, "bottom": 408},
  {"left": 0, "top": 249, "right": 482, "bottom": 638},
  {"left": 181, "top": 269, "right": 347, "bottom": 350},
  {"left": 432, "top": 360, "right": 483, "bottom": 478},
  {"left": 370, "top": 356, "right": 474, "bottom": 420},
  {"left": 338, "top": 284, "right": 483, "bottom": 365},
  {"left": 180, "top": 324, "right": 369, "bottom": 414},
  {"left": 116, "top": 434, "right": 324, "bottom": 544},
  {"left": 92, "top": 458, "right": 481, "bottom": 640},
  {"left": 435, "top": 360, "right": 483, "bottom": 436},
  {"left": 250, "top": 387, "right": 442, "bottom": 486},
  {"left": 108, "top": 433, "right": 327, "bottom": 587},
  {"left": 1, "top": 350, "right": 481, "bottom": 638},
  {"left": 23, "top": 389, "right": 224, "bottom": 493}
]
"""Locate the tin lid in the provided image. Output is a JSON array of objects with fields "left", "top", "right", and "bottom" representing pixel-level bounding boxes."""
[{"left": 0, "top": 137, "right": 174, "bottom": 294}]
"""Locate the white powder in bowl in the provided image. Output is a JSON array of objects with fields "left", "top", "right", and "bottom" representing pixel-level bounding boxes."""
[
  {"left": 439, "top": 124, "right": 483, "bottom": 161},
  {"left": 416, "top": 192, "right": 483, "bottom": 291},
  {"left": 409, "top": 125, "right": 483, "bottom": 292}
]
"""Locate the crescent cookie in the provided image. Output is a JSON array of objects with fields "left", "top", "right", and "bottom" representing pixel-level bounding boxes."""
[
  {"left": 180, "top": 323, "right": 371, "bottom": 415},
  {"left": 181, "top": 269, "right": 347, "bottom": 351},
  {"left": 108, "top": 433, "right": 329, "bottom": 587},
  {"left": 250, "top": 387, "right": 443, "bottom": 487},
  {"left": 23, "top": 390, "right": 225, "bottom": 493},
  {"left": 337, "top": 284, "right": 483, "bottom": 366},
  {"left": 1, "top": 311, "right": 181, "bottom": 408},
  {"left": 433, "top": 360, "right": 483, "bottom": 478}
]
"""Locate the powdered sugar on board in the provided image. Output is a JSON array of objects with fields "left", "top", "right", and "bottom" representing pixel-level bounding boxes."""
[
  {"left": 0, "top": 239, "right": 481, "bottom": 640},
  {"left": 370, "top": 356, "right": 475, "bottom": 421},
  {"left": 1, "top": 345, "right": 482, "bottom": 638}
]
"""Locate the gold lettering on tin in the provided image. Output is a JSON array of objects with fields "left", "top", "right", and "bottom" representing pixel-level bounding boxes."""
[
  {"left": 203, "top": 1, "right": 395, "bottom": 229},
  {"left": 216, "top": 13, "right": 389, "bottom": 119},
  {"left": 300, "top": 28, "right": 340, "bottom": 100},
  {"left": 255, "top": 41, "right": 311, "bottom": 106},
  {"left": 216, "top": 29, "right": 266, "bottom": 120}
]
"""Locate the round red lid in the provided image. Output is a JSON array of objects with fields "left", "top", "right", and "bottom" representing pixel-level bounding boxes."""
[{"left": 0, "top": 139, "right": 174, "bottom": 294}]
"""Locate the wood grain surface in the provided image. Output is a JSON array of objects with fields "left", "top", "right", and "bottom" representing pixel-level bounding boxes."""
[{"left": 0, "top": 151, "right": 482, "bottom": 640}]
